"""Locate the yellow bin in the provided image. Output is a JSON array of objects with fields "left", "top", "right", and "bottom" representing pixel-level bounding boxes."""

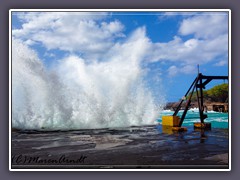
[{"left": 162, "top": 116, "right": 180, "bottom": 127}]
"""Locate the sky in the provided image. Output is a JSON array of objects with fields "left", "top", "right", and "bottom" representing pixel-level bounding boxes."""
[{"left": 11, "top": 10, "right": 229, "bottom": 102}]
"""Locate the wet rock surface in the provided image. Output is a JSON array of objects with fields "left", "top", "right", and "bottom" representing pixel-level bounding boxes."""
[{"left": 11, "top": 125, "right": 229, "bottom": 169}]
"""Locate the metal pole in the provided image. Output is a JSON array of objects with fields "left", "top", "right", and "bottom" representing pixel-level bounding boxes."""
[
  {"left": 199, "top": 74, "right": 204, "bottom": 123},
  {"left": 178, "top": 75, "right": 200, "bottom": 127},
  {"left": 196, "top": 85, "right": 201, "bottom": 117},
  {"left": 173, "top": 77, "right": 198, "bottom": 116}
]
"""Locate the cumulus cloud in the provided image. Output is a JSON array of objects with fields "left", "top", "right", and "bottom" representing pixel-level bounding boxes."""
[
  {"left": 167, "top": 65, "right": 178, "bottom": 77},
  {"left": 158, "top": 11, "right": 200, "bottom": 21},
  {"left": 214, "top": 60, "right": 228, "bottom": 66},
  {"left": 149, "top": 35, "right": 227, "bottom": 63},
  {"left": 167, "top": 64, "right": 196, "bottom": 77},
  {"left": 12, "top": 12, "right": 229, "bottom": 76},
  {"left": 13, "top": 12, "right": 124, "bottom": 59},
  {"left": 148, "top": 12, "right": 228, "bottom": 75},
  {"left": 179, "top": 13, "right": 228, "bottom": 39}
]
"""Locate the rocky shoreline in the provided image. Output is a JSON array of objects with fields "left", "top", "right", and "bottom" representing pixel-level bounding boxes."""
[{"left": 164, "top": 101, "right": 228, "bottom": 113}]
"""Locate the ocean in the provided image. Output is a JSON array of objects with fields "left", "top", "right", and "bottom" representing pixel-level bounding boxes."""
[{"left": 158, "top": 109, "right": 229, "bottom": 129}]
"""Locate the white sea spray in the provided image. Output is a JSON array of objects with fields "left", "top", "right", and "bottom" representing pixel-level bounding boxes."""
[{"left": 12, "top": 30, "right": 165, "bottom": 130}]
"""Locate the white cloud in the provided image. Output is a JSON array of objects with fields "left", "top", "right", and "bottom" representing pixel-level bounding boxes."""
[
  {"left": 167, "top": 64, "right": 196, "bottom": 77},
  {"left": 101, "top": 20, "right": 124, "bottom": 34},
  {"left": 158, "top": 11, "right": 199, "bottom": 21},
  {"left": 157, "top": 12, "right": 215, "bottom": 23},
  {"left": 15, "top": 12, "right": 108, "bottom": 24},
  {"left": 167, "top": 65, "right": 178, "bottom": 77},
  {"left": 12, "top": 12, "right": 228, "bottom": 76},
  {"left": 44, "top": 52, "right": 56, "bottom": 58},
  {"left": 181, "top": 64, "right": 196, "bottom": 74},
  {"left": 157, "top": 12, "right": 229, "bottom": 77},
  {"left": 13, "top": 12, "right": 124, "bottom": 59},
  {"left": 179, "top": 13, "right": 228, "bottom": 39},
  {"left": 214, "top": 60, "right": 228, "bottom": 66},
  {"left": 148, "top": 36, "right": 227, "bottom": 64},
  {"left": 147, "top": 13, "right": 228, "bottom": 71},
  {"left": 24, "top": 39, "right": 36, "bottom": 46}
]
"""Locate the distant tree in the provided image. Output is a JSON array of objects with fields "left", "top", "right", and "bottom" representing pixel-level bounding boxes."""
[
  {"left": 206, "top": 83, "right": 228, "bottom": 102},
  {"left": 186, "top": 83, "right": 228, "bottom": 103},
  {"left": 189, "top": 91, "right": 208, "bottom": 102}
]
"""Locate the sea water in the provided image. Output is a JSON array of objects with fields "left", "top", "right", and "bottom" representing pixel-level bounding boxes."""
[{"left": 158, "top": 109, "right": 229, "bottom": 129}]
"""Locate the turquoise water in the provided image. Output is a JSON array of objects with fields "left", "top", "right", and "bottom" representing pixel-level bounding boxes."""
[{"left": 158, "top": 109, "right": 229, "bottom": 129}]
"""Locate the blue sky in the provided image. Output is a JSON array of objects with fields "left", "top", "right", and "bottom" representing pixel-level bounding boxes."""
[{"left": 11, "top": 11, "right": 229, "bottom": 102}]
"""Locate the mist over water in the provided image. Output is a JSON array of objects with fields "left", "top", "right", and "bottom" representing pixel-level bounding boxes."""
[{"left": 12, "top": 36, "right": 165, "bottom": 130}]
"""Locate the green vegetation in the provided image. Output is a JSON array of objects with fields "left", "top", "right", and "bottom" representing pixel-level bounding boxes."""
[{"left": 190, "top": 83, "right": 228, "bottom": 103}]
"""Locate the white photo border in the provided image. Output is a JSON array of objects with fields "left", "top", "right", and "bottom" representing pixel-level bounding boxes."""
[{"left": 9, "top": 9, "right": 231, "bottom": 171}]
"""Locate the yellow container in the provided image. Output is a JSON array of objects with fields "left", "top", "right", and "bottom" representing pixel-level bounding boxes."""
[
  {"left": 162, "top": 116, "right": 180, "bottom": 127},
  {"left": 162, "top": 125, "right": 174, "bottom": 134}
]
